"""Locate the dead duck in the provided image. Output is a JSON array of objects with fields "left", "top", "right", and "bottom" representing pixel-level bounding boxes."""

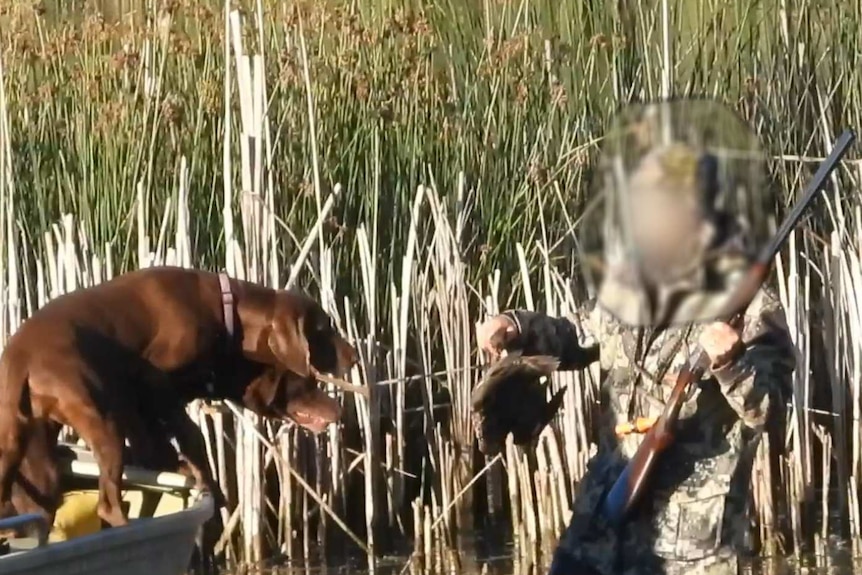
[{"left": 471, "top": 352, "right": 565, "bottom": 456}]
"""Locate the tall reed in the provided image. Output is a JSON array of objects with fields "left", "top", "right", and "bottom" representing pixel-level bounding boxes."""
[{"left": 0, "top": 0, "right": 860, "bottom": 570}]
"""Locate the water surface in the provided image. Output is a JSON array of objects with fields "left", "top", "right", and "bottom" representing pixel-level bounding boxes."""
[{"left": 221, "top": 530, "right": 862, "bottom": 575}]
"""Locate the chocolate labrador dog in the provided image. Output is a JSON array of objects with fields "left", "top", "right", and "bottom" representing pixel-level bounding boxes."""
[
  {"left": 0, "top": 360, "right": 346, "bottom": 567},
  {"left": 0, "top": 266, "right": 358, "bottom": 528}
]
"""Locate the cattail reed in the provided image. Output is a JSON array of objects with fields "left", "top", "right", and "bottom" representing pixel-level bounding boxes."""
[{"left": 0, "top": 0, "right": 861, "bottom": 572}]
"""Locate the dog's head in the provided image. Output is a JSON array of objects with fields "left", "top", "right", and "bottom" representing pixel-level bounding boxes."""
[
  {"left": 243, "top": 369, "right": 342, "bottom": 434},
  {"left": 267, "top": 291, "right": 358, "bottom": 379}
]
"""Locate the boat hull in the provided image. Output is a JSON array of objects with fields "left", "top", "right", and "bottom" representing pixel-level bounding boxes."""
[
  {"left": 0, "top": 493, "right": 213, "bottom": 575},
  {"left": 0, "top": 443, "right": 215, "bottom": 575}
]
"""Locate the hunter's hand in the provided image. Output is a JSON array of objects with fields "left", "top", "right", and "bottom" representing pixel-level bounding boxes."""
[
  {"left": 698, "top": 321, "right": 744, "bottom": 369},
  {"left": 476, "top": 314, "right": 519, "bottom": 360}
]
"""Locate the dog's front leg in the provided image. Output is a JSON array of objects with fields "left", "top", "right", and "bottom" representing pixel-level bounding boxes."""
[
  {"left": 70, "top": 406, "right": 128, "bottom": 528},
  {"left": 165, "top": 407, "right": 227, "bottom": 509}
]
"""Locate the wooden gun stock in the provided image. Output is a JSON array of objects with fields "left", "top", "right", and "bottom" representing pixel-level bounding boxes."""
[{"left": 599, "top": 129, "right": 856, "bottom": 527}]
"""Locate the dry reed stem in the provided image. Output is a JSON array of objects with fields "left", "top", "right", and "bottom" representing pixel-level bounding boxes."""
[
  {"left": 314, "top": 370, "right": 370, "bottom": 398},
  {"left": 223, "top": 399, "right": 370, "bottom": 555}
]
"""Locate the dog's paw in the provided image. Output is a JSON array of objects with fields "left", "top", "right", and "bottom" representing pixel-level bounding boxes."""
[
  {"left": 176, "top": 456, "right": 228, "bottom": 508},
  {"left": 210, "top": 487, "right": 228, "bottom": 509},
  {"left": 175, "top": 458, "right": 196, "bottom": 480}
]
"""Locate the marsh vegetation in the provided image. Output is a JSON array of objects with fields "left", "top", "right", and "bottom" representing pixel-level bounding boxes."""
[{"left": 0, "top": 0, "right": 860, "bottom": 572}]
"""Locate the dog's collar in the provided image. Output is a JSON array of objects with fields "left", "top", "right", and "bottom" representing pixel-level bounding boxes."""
[{"left": 218, "top": 272, "right": 235, "bottom": 338}]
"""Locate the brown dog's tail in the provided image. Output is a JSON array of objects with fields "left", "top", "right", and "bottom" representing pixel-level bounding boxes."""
[{"left": 0, "top": 351, "right": 33, "bottom": 508}]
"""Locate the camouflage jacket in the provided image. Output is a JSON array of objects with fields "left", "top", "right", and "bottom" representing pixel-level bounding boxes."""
[{"left": 501, "top": 287, "right": 795, "bottom": 574}]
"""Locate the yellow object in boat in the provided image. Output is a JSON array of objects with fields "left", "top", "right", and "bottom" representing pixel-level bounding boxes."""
[{"left": 49, "top": 491, "right": 102, "bottom": 542}]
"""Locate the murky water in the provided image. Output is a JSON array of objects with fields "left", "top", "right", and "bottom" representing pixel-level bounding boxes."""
[
  {"left": 213, "top": 530, "right": 862, "bottom": 575},
  {"left": 240, "top": 553, "right": 862, "bottom": 575},
  {"left": 234, "top": 553, "right": 862, "bottom": 575}
]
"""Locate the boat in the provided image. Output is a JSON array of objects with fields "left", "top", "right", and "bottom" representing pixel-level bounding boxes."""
[{"left": 0, "top": 442, "right": 214, "bottom": 575}]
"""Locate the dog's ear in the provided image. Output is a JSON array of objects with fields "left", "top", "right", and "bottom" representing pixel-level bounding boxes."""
[{"left": 268, "top": 307, "right": 311, "bottom": 378}]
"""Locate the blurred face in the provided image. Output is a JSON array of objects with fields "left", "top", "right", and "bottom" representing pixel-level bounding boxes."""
[
  {"left": 627, "top": 189, "right": 704, "bottom": 267},
  {"left": 618, "top": 144, "right": 711, "bottom": 282}
]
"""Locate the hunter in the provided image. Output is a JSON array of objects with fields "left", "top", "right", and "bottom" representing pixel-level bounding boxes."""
[{"left": 476, "top": 136, "right": 796, "bottom": 574}]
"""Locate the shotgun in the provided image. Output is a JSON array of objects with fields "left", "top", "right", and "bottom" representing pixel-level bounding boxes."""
[{"left": 598, "top": 129, "right": 856, "bottom": 527}]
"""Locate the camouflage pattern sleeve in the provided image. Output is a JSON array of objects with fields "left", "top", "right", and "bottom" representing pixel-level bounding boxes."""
[
  {"left": 708, "top": 287, "right": 796, "bottom": 429},
  {"left": 500, "top": 302, "right": 599, "bottom": 371}
]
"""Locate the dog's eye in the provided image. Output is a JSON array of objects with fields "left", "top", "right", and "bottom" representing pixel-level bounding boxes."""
[{"left": 309, "top": 313, "right": 333, "bottom": 335}]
